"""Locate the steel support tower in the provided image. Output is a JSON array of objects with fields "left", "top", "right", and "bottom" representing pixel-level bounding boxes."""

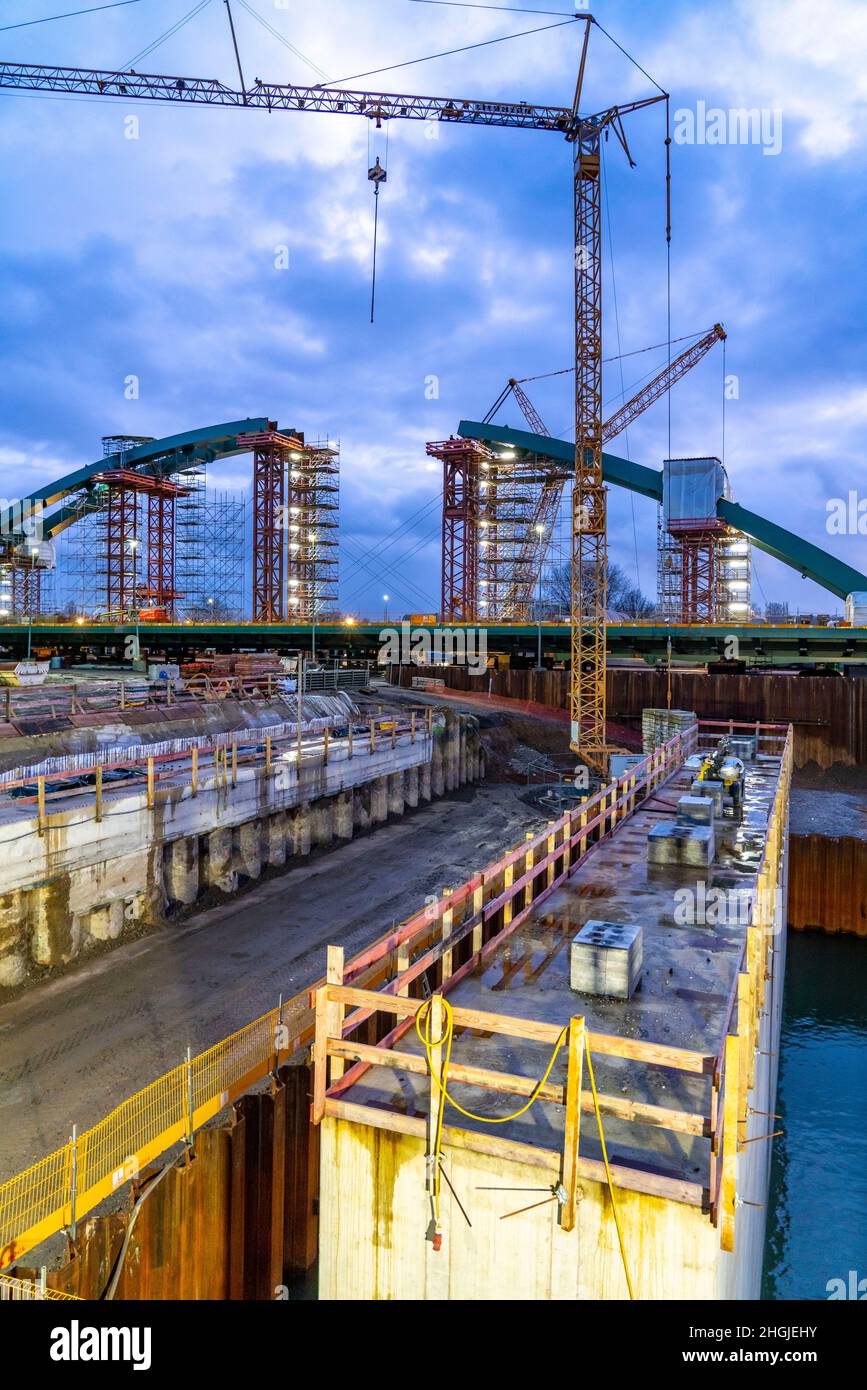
[{"left": 428, "top": 437, "right": 489, "bottom": 622}]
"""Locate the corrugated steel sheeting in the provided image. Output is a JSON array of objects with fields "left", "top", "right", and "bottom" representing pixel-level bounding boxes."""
[
  {"left": 393, "top": 666, "right": 867, "bottom": 769},
  {"left": 789, "top": 836, "right": 867, "bottom": 937}
]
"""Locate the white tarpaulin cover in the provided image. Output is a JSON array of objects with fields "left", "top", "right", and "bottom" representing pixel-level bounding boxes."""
[{"left": 663, "top": 457, "right": 729, "bottom": 525}]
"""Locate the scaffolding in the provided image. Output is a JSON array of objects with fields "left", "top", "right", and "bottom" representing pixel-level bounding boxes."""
[
  {"left": 289, "top": 438, "right": 339, "bottom": 620},
  {"left": 427, "top": 437, "right": 486, "bottom": 621},
  {"left": 245, "top": 428, "right": 339, "bottom": 622},
  {"left": 0, "top": 559, "right": 56, "bottom": 618},
  {"left": 430, "top": 437, "right": 562, "bottom": 621},
  {"left": 172, "top": 468, "right": 246, "bottom": 621}
]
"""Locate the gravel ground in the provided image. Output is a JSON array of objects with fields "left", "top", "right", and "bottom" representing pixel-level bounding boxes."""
[{"left": 789, "top": 787, "right": 867, "bottom": 839}]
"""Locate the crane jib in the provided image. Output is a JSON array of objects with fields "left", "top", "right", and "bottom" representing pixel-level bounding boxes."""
[{"left": 0, "top": 62, "right": 576, "bottom": 131}]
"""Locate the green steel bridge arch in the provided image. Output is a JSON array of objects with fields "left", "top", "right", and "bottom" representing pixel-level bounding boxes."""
[
  {"left": 458, "top": 420, "right": 867, "bottom": 602},
  {"left": 0, "top": 418, "right": 276, "bottom": 545},
  {"left": 3, "top": 415, "right": 865, "bottom": 605}
]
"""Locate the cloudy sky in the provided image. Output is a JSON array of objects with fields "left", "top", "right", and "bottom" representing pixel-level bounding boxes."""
[{"left": 1, "top": 0, "right": 866, "bottom": 618}]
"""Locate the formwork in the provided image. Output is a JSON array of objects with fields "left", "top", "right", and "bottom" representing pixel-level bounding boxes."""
[{"left": 311, "top": 719, "right": 792, "bottom": 1300}]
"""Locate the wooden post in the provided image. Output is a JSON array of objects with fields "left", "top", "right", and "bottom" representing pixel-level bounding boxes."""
[
  {"left": 721, "top": 1032, "right": 739, "bottom": 1252},
  {"left": 265, "top": 734, "right": 272, "bottom": 776},
  {"left": 411, "top": 712, "right": 416, "bottom": 744},
  {"left": 5, "top": 687, "right": 11, "bottom": 722},
  {"left": 546, "top": 821, "right": 556, "bottom": 890},
  {"left": 579, "top": 797, "right": 588, "bottom": 859},
  {"left": 70, "top": 686, "right": 77, "bottom": 715},
  {"left": 95, "top": 765, "right": 103, "bottom": 823},
  {"left": 191, "top": 746, "right": 198, "bottom": 798},
  {"left": 426, "top": 706, "right": 433, "bottom": 736},
  {"left": 524, "top": 833, "right": 535, "bottom": 910},
  {"left": 562, "top": 817, "right": 572, "bottom": 874},
  {"left": 231, "top": 741, "right": 238, "bottom": 788},
  {"left": 326, "top": 945, "right": 345, "bottom": 1082},
  {"left": 560, "top": 1015, "right": 585, "bottom": 1232},
  {"left": 391, "top": 721, "right": 396, "bottom": 750},
  {"left": 323, "top": 727, "right": 329, "bottom": 766},
  {"left": 427, "top": 993, "right": 446, "bottom": 1196},
  {"left": 737, "top": 973, "right": 750, "bottom": 1148},
  {"left": 119, "top": 680, "right": 125, "bottom": 710},
  {"left": 370, "top": 720, "right": 376, "bottom": 753},
  {"left": 348, "top": 722, "right": 353, "bottom": 759},
  {"left": 147, "top": 757, "right": 154, "bottom": 809},
  {"left": 472, "top": 877, "right": 484, "bottom": 956},
  {"left": 37, "top": 775, "right": 46, "bottom": 838},
  {"left": 311, "top": 986, "right": 329, "bottom": 1125},
  {"left": 441, "top": 889, "right": 454, "bottom": 982},
  {"left": 396, "top": 942, "right": 411, "bottom": 997},
  {"left": 503, "top": 862, "right": 514, "bottom": 927}
]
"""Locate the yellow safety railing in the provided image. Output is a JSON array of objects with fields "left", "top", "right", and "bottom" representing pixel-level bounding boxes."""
[
  {"left": 0, "top": 996, "right": 313, "bottom": 1269},
  {"left": 0, "top": 1272, "right": 80, "bottom": 1300}
]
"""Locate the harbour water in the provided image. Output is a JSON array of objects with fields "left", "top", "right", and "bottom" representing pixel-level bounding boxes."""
[{"left": 763, "top": 931, "right": 867, "bottom": 1299}]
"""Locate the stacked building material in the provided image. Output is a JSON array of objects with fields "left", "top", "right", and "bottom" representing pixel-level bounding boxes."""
[{"left": 641, "top": 707, "right": 697, "bottom": 753}]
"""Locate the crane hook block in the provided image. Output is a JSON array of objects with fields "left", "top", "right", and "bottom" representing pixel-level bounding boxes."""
[{"left": 368, "top": 157, "right": 387, "bottom": 187}]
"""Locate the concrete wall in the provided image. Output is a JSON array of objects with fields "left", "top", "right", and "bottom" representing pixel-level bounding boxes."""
[{"left": 0, "top": 713, "right": 484, "bottom": 989}]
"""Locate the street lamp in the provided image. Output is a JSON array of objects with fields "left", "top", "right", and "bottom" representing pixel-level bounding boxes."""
[
  {"left": 383, "top": 593, "right": 390, "bottom": 623},
  {"left": 534, "top": 523, "right": 545, "bottom": 671}
]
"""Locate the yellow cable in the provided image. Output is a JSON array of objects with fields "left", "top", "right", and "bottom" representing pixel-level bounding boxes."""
[
  {"left": 584, "top": 1040, "right": 635, "bottom": 1300},
  {"left": 417, "top": 995, "right": 636, "bottom": 1299}
]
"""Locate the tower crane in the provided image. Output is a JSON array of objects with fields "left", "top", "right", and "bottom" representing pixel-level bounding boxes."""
[
  {"left": 0, "top": 16, "right": 668, "bottom": 771},
  {"left": 486, "top": 324, "right": 727, "bottom": 618}
]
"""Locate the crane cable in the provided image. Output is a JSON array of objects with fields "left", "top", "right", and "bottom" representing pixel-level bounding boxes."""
[{"left": 415, "top": 995, "right": 635, "bottom": 1299}]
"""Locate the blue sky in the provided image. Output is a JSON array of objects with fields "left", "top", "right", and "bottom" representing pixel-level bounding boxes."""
[{"left": 1, "top": 0, "right": 866, "bottom": 617}]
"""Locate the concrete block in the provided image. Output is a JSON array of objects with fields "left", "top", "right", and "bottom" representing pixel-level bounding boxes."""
[
  {"left": 206, "top": 827, "right": 237, "bottom": 893},
  {"left": 0, "top": 950, "right": 26, "bottom": 988},
  {"left": 728, "top": 736, "right": 756, "bottom": 762},
  {"left": 165, "top": 836, "right": 200, "bottom": 906},
  {"left": 419, "top": 762, "right": 432, "bottom": 802},
  {"left": 370, "top": 776, "right": 389, "bottom": 826},
  {"left": 311, "top": 801, "right": 333, "bottom": 847},
  {"left": 647, "top": 822, "right": 715, "bottom": 867},
  {"left": 387, "top": 771, "right": 405, "bottom": 817},
  {"left": 236, "top": 821, "right": 262, "bottom": 879},
  {"left": 288, "top": 805, "right": 311, "bottom": 857},
  {"left": 334, "top": 791, "right": 354, "bottom": 841},
  {"left": 0, "top": 889, "right": 25, "bottom": 955},
  {"left": 405, "top": 764, "right": 420, "bottom": 809},
  {"left": 691, "top": 779, "right": 724, "bottom": 815},
  {"left": 677, "top": 794, "right": 714, "bottom": 827},
  {"left": 30, "top": 880, "right": 79, "bottom": 965},
  {"left": 570, "top": 919, "right": 643, "bottom": 1000},
  {"left": 265, "top": 813, "right": 287, "bottom": 867},
  {"left": 351, "top": 788, "right": 371, "bottom": 833},
  {"left": 85, "top": 900, "right": 124, "bottom": 942}
]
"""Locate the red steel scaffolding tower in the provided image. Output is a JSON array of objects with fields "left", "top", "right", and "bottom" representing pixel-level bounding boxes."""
[
  {"left": 428, "top": 437, "right": 489, "bottom": 622},
  {"left": 95, "top": 469, "right": 188, "bottom": 619}
]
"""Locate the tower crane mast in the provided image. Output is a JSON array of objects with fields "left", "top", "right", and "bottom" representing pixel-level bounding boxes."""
[{"left": 0, "top": 18, "right": 668, "bottom": 772}]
